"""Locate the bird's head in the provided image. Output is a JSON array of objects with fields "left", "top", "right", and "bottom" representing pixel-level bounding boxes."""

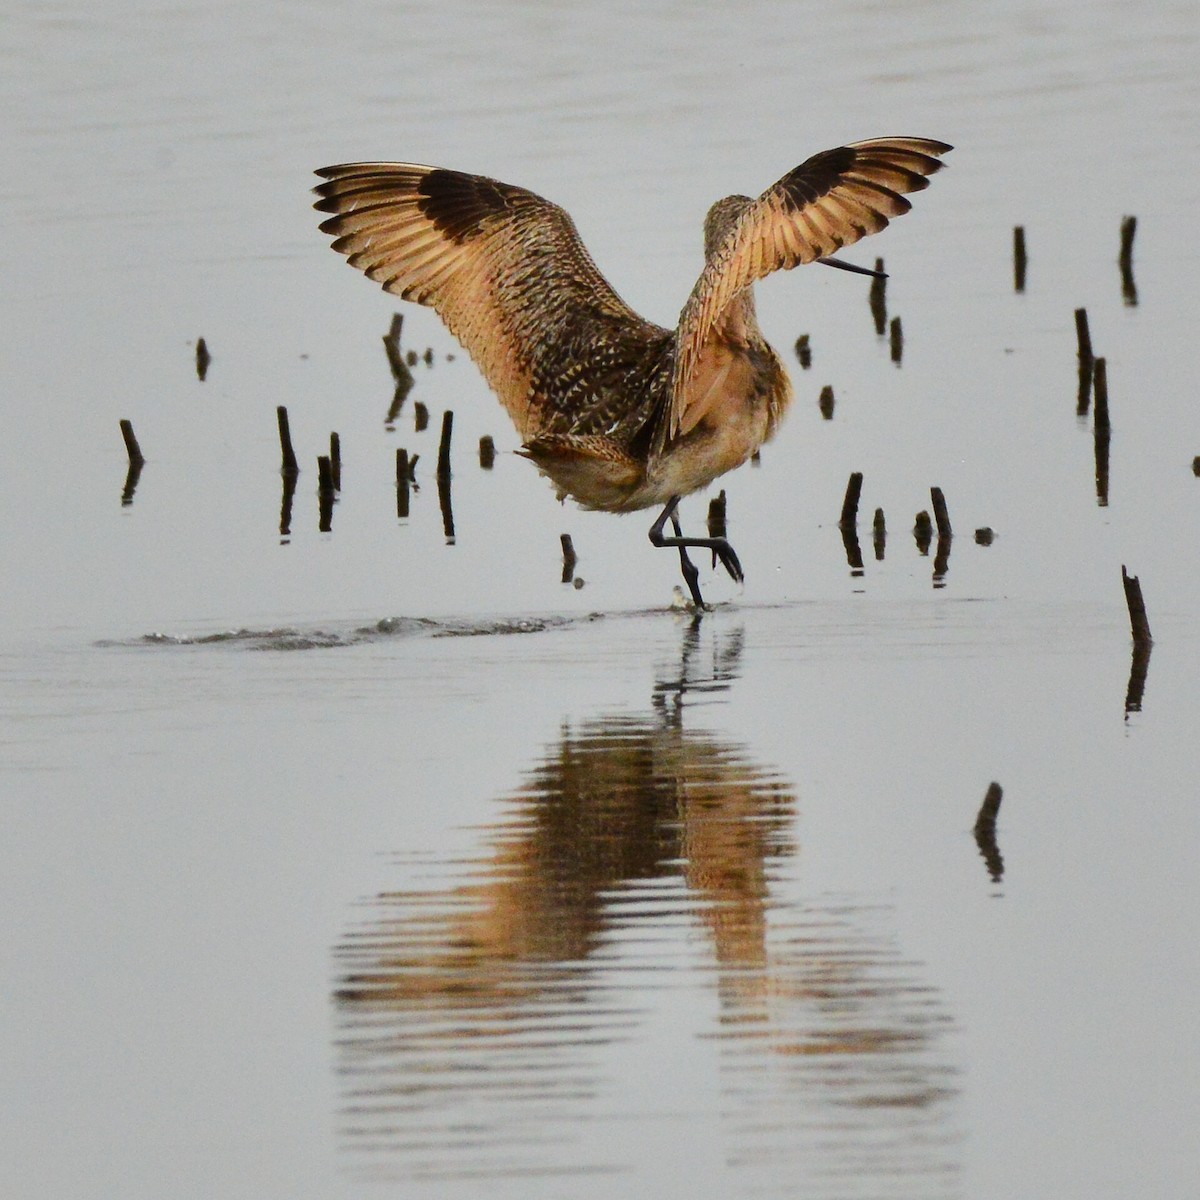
[{"left": 703, "top": 194, "right": 753, "bottom": 260}]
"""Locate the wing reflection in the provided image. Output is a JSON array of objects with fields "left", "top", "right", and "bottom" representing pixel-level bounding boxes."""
[{"left": 334, "top": 627, "right": 958, "bottom": 1191}]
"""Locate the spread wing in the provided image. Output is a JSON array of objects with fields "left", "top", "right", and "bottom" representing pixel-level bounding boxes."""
[
  {"left": 314, "top": 164, "right": 644, "bottom": 440},
  {"left": 670, "top": 137, "right": 951, "bottom": 440}
]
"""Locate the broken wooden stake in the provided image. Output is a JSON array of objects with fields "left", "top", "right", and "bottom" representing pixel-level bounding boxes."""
[
  {"left": 1013, "top": 226, "right": 1027, "bottom": 292},
  {"left": 839, "top": 472, "right": 863, "bottom": 529},
  {"left": 974, "top": 782, "right": 1005, "bottom": 883},
  {"left": 1074, "top": 307, "right": 1094, "bottom": 363},
  {"left": 560, "top": 533, "right": 577, "bottom": 583},
  {"left": 436, "top": 410, "right": 453, "bottom": 478},
  {"left": 930, "top": 486, "right": 952, "bottom": 538},
  {"left": 1121, "top": 565, "right": 1152, "bottom": 646},
  {"left": 1119, "top": 215, "right": 1138, "bottom": 306},
  {"left": 277, "top": 406, "right": 299, "bottom": 478},
  {"left": 119, "top": 419, "right": 145, "bottom": 467},
  {"left": 869, "top": 257, "right": 887, "bottom": 335}
]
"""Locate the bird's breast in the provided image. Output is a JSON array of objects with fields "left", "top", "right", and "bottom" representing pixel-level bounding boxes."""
[{"left": 640, "top": 340, "right": 793, "bottom": 506}]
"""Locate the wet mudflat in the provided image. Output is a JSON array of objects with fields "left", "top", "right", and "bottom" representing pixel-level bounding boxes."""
[{"left": 3, "top": 3, "right": 1200, "bottom": 1198}]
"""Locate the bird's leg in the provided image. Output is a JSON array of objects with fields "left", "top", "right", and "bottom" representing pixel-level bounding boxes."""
[
  {"left": 648, "top": 496, "right": 744, "bottom": 607},
  {"left": 670, "top": 509, "right": 705, "bottom": 608}
]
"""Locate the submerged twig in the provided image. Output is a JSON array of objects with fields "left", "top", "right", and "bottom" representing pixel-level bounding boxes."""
[{"left": 974, "top": 782, "right": 1004, "bottom": 884}]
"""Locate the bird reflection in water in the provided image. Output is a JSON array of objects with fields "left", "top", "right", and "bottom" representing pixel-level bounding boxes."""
[{"left": 334, "top": 620, "right": 958, "bottom": 1193}]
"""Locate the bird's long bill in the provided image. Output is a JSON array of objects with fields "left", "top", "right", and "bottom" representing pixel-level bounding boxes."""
[{"left": 817, "top": 256, "right": 888, "bottom": 279}]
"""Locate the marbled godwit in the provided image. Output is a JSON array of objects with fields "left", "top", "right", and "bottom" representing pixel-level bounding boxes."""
[{"left": 314, "top": 137, "right": 951, "bottom": 606}]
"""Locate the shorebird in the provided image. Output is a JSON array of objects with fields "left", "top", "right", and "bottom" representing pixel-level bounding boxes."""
[{"left": 314, "top": 137, "right": 951, "bottom": 606}]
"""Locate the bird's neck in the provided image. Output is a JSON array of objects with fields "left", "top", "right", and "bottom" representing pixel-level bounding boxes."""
[{"left": 716, "top": 288, "right": 762, "bottom": 346}]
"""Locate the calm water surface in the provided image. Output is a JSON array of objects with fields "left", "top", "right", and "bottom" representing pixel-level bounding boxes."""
[{"left": 3, "top": 2, "right": 1200, "bottom": 1198}]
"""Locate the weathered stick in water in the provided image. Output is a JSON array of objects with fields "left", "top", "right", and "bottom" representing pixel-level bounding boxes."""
[
  {"left": 386, "top": 375, "right": 413, "bottom": 425},
  {"left": 1119, "top": 216, "right": 1137, "bottom": 268},
  {"left": 121, "top": 459, "right": 143, "bottom": 507},
  {"left": 974, "top": 781, "right": 1002, "bottom": 836},
  {"left": 279, "top": 470, "right": 296, "bottom": 538},
  {"left": 1092, "top": 357, "right": 1110, "bottom": 433},
  {"left": 794, "top": 334, "right": 812, "bottom": 369},
  {"left": 119, "top": 419, "right": 145, "bottom": 467},
  {"left": 119, "top": 425, "right": 144, "bottom": 505},
  {"left": 395, "top": 448, "right": 411, "bottom": 519},
  {"left": 872, "top": 507, "right": 886, "bottom": 561},
  {"left": 195, "top": 337, "right": 211, "bottom": 381},
  {"left": 1074, "top": 307, "right": 1093, "bottom": 363},
  {"left": 839, "top": 474, "right": 864, "bottom": 573},
  {"left": 437, "top": 410, "right": 453, "bottom": 478},
  {"left": 1075, "top": 303, "right": 1096, "bottom": 417},
  {"left": 914, "top": 510, "right": 933, "bottom": 555},
  {"left": 1093, "top": 358, "right": 1111, "bottom": 505},
  {"left": 437, "top": 464, "right": 455, "bottom": 542},
  {"left": 933, "top": 532, "right": 951, "bottom": 586},
  {"left": 560, "top": 533, "right": 577, "bottom": 583},
  {"left": 383, "top": 315, "right": 410, "bottom": 382},
  {"left": 1121, "top": 565, "right": 1152, "bottom": 646},
  {"left": 1013, "top": 226, "right": 1027, "bottom": 292},
  {"left": 707, "top": 489, "right": 728, "bottom": 569},
  {"left": 930, "top": 486, "right": 952, "bottom": 538},
  {"left": 479, "top": 435, "right": 495, "bottom": 469},
  {"left": 1119, "top": 215, "right": 1138, "bottom": 306},
  {"left": 869, "top": 257, "right": 887, "bottom": 335},
  {"left": 707, "top": 489, "right": 727, "bottom": 540},
  {"left": 277, "top": 406, "right": 299, "bottom": 478},
  {"left": 317, "top": 455, "right": 335, "bottom": 532},
  {"left": 317, "top": 454, "right": 335, "bottom": 496},
  {"left": 841, "top": 522, "right": 864, "bottom": 575},
  {"left": 889, "top": 315, "right": 903, "bottom": 364},
  {"left": 974, "top": 782, "right": 1004, "bottom": 883},
  {"left": 818, "top": 385, "right": 835, "bottom": 419},
  {"left": 931, "top": 488, "right": 952, "bottom": 583},
  {"left": 329, "top": 432, "right": 341, "bottom": 491},
  {"left": 839, "top": 471, "right": 863, "bottom": 530},
  {"left": 414, "top": 401, "right": 429, "bottom": 433},
  {"left": 1125, "top": 638, "right": 1152, "bottom": 717}
]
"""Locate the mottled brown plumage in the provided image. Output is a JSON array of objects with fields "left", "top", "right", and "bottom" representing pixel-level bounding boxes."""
[{"left": 314, "top": 137, "right": 951, "bottom": 604}]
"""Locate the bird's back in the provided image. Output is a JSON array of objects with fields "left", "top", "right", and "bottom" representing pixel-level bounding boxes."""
[{"left": 315, "top": 138, "right": 951, "bottom": 510}]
